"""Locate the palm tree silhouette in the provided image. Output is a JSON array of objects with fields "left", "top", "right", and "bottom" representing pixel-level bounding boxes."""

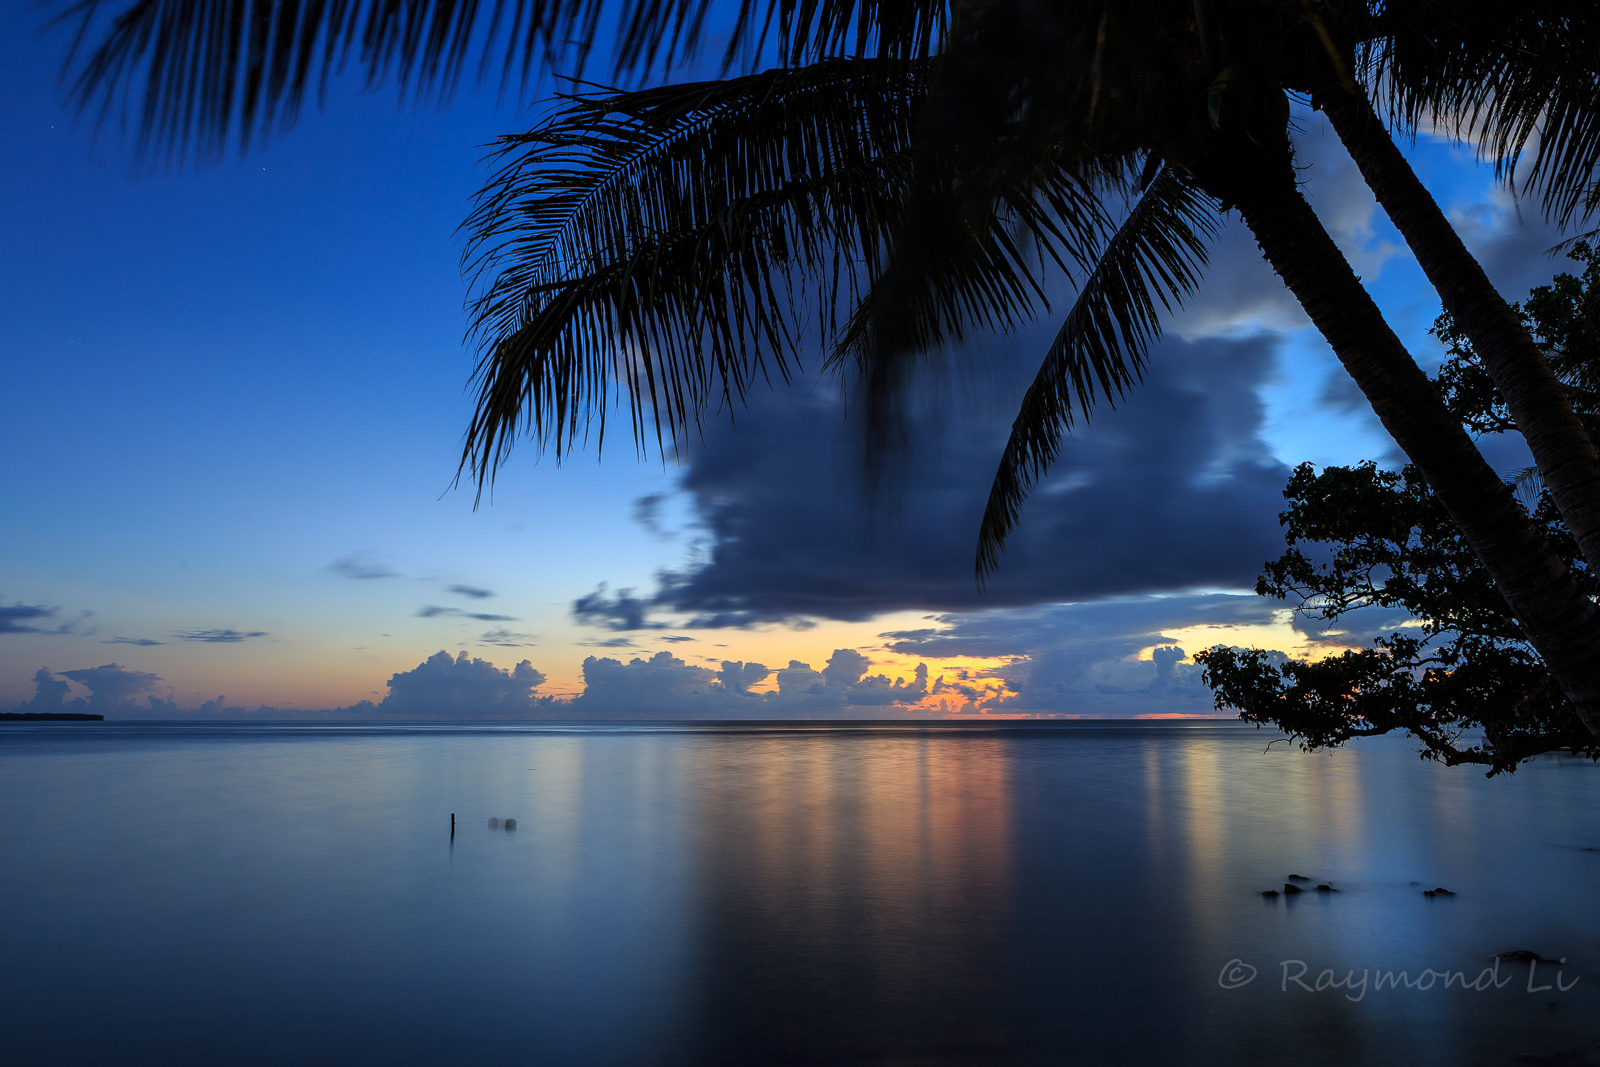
[{"left": 57, "top": 0, "right": 1600, "bottom": 729}]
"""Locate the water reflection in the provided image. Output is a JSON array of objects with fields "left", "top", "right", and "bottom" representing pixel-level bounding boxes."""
[
  {"left": 681, "top": 733, "right": 1015, "bottom": 1063},
  {"left": 1, "top": 721, "right": 1596, "bottom": 1066}
]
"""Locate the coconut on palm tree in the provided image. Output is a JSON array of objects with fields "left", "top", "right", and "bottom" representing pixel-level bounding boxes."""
[{"left": 56, "top": 0, "right": 1600, "bottom": 733}]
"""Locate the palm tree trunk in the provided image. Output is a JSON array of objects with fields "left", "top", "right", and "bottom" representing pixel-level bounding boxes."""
[
  {"left": 1213, "top": 152, "right": 1600, "bottom": 733},
  {"left": 1321, "top": 88, "right": 1600, "bottom": 581}
]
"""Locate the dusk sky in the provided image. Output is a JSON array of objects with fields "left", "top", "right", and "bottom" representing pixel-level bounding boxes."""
[{"left": 0, "top": 4, "right": 1566, "bottom": 718}]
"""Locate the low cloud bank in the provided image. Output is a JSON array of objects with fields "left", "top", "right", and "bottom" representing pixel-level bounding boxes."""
[
  {"left": 7, "top": 588, "right": 1271, "bottom": 718},
  {"left": 564, "top": 648, "right": 930, "bottom": 718}
]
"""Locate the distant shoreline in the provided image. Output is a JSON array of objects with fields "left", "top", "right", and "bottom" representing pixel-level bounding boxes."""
[{"left": 0, "top": 713, "right": 105, "bottom": 721}]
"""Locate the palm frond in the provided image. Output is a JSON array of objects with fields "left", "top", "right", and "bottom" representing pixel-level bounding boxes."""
[
  {"left": 829, "top": 0, "right": 1185, "bottom": 464},
  {"left": 976, "top": 165, "right": 1220, "bottom": 578},
  {"left": 53, "top": 0, "right": 952, "bottom": 163},
  {"left": 1508, "top": 465, "right": 1547, "bottom": 510},
  {"left": 458, "top": 58, "right": 929, "bottom": 487},
  {"left": 1367, "top": 1, "right": 1600, "bottom": 229},
  {"left": 459, "top": 52, "right": 1146, "bottom": 492}
]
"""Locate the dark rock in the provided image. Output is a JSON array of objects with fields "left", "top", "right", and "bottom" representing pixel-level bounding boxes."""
[
  {"left": 488, "top": 817, "right": 500, "bottom": 829},
  {"left": 1282, "top": 883, "right": 1304, "bottom": 895},
  {"left": 1287, "top": 874, "right": 1310, "bottom": 881},
  {"left": 1423, "top": 887, "right": 1455, "bottom": 897},
  {"left": 1497, "top": 950, "right": 1564, "bottom": 964},
  {"left": 503, "top": 818, "right": 517, "bottom": 831},
  {"left": 1262, "top": 889, "right": 1280, "bottom": 898},
  {"left": 1314, "top": 884, "right": 1339, "bottom": 892}
]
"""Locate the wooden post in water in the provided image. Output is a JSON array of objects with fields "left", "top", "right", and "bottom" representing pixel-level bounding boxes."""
[{"left": 450, "top": 812, "right": 456, "bottom": 838}]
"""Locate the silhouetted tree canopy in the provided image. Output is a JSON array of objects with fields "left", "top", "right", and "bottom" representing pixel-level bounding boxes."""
[{"left": 1197, "top": 246, "right": 1600, "bottom": 774}]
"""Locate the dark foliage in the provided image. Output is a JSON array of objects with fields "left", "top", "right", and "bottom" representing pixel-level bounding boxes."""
[{"left": 1197, "top": 248, "right": 1600, "bottom": 773}]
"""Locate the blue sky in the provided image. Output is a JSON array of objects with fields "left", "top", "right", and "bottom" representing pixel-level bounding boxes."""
[{"left": 0, "top": 4, "right": 1571, "bottom": 717}]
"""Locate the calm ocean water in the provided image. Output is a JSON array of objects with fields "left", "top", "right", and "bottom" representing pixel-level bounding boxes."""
[{"left": 2, "top": 720, "right": 1598, "bottom": 1066}]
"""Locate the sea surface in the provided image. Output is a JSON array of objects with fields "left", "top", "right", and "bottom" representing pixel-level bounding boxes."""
[{"left": 2, "top": 719, "right": 1598, "bottom": 1066}]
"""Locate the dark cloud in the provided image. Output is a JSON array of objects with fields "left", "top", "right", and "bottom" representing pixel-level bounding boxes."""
[
  {"left": 1, "top": 603, "right": 56, "bottom": 634},
  {"left": 572, "top": 584, "right": 665, "bottom": 630},
  {"left": 57, "top": 662, "right": 164, "bottom": 712},
  {"left": 174, "top": 629, "right": 269, "bottom": 643},
  {"left": 448, "top": 584, "right": 495, "bottom": 599},
  {"left": 104, "top": 636, "right": 165, "bottom": 646},
  {"left": 632, "top": 493, "right": 675, "bottom": 540},
  {"left": 478, "top": 627, "right": 536, "bottom": 647},
  {"left": 583, "top": 637, "right": 637, "bottom": 648},
  {"left": 379, "top": 650, "right": 550, "bottom": 717},
  {"left": 1451, "top": 189, "right": 1575, "bottom": 304},
  {"left": 1, "top": 601, "right": 92, "bottom": 636},
  {"left": 330, "top": 554, "right": 397, "bottom": 580},
  {"left": 416, "top": 606, "right": 518, "bottom": 622},
  {"left": 632, "top": 333, "right": 1289, "bottom": 627},
  {"left": 658, "top": 635, "right": 696, "bottom": 643}
]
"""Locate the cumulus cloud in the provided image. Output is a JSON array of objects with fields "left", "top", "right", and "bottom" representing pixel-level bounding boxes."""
[
  {"left": 567, "top": 648, "right": 930, "bottom": 717},
  {"left": 56, "top": 663, "right": 164, "bottom": 712},
  {"left": 379, "top": 650, "right": 550, "bottom": 717},
  {"left": 174, "top": 629, "right": 268, "bottom": 643},
  {"left": 887, "top": 595, "right": 1277, "bottom": 716},
  {"left": 449, "top": 584, "right": 495, "bottom": 599},
  {"left": 718, "top": 660, "right": 770, "bottom": 692},
  {"left": 770, "top": 650, "right": 930, "bottom": 709},
  {"left": 18, "top": 667, "right": 71, "bottom": 710},
  {"left": 416, "top": 606, "right": 518, "bottom": 622},
  {"left": 569, "top": 651, "right": 735, "bottom": 716},
  {"left": 330, "top": 554, "right": 397, "bottom": 580}
]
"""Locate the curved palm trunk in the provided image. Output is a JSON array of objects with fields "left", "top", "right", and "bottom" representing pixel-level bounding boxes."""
[
  {"left": 1212, "top": 152, "right": 1600, "bottom": 732},
  {"left": 1321, "top": 89, "right": 1600, "bottom": 580}
]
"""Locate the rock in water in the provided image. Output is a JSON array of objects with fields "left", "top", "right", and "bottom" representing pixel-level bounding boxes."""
[
  {"left": 1262, "top": 889, "right": 1280, "bottom": 898},
  {"left": 488, "top": 817, "right": 500, "bottom": 829},
  {"left": 1282, "top": 883, "right": 1303, "bottom": 895},
  {"left": 504, "top": 818, "right": 517, "bottom": 831},
  {"left": 1314, "top": 884, "right": 1339, "bottom": 893}
]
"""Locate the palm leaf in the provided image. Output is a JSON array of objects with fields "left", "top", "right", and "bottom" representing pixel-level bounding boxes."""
[
  {"left": 976, "top": 164, "right": 1219, "bottom": 578},
  {"left": 459, "top": 57, "right": 1138, "bottom": 489},
  {"left": 458, "top": 58, "right": 929, "bottom": 487},
  {"left": 53, "top": 0, "right": 952, "bottom": 162},
  {"left": 1368, "top": 1, "right": 1600, "bottom": 230},
  {"left": 828, "top": 0, "right": 1183, "bottom": 463}
]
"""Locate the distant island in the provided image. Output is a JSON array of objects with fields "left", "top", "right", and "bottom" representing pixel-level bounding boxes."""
[{"left": 0, "top": 713, "right": 104, "bottom": 721}]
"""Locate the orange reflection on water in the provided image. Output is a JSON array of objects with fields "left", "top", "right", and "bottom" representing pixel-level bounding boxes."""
[{"left": 686, "top": 729, "right": 1013, "bottom": 996}]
